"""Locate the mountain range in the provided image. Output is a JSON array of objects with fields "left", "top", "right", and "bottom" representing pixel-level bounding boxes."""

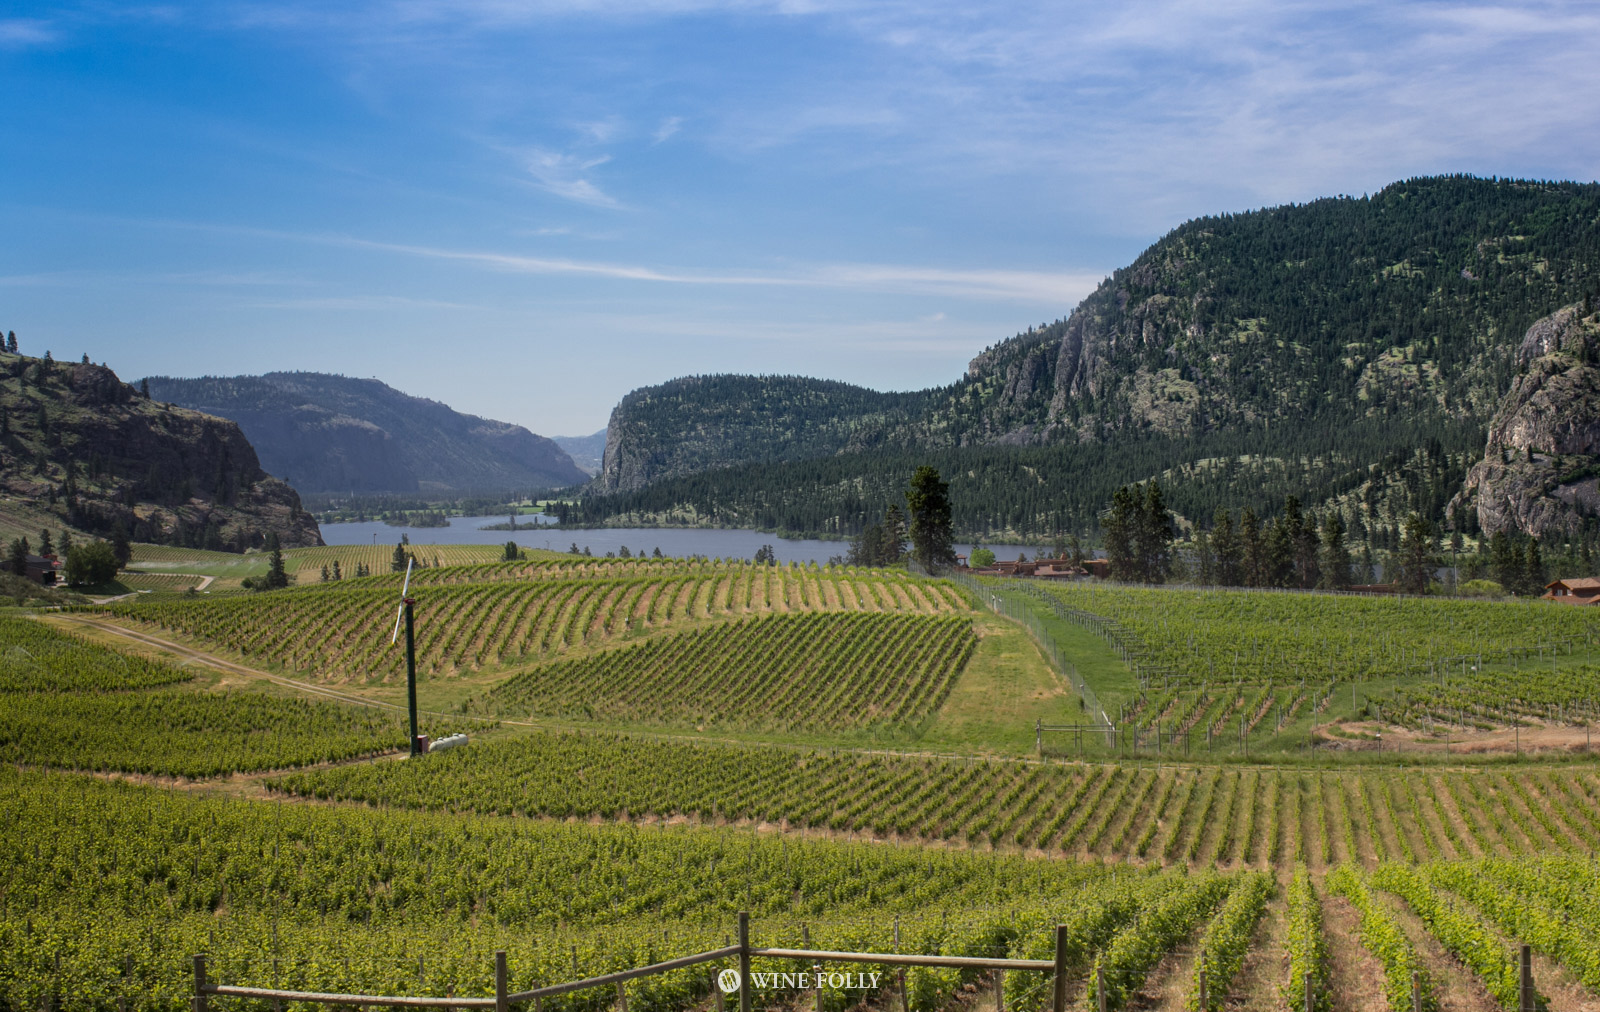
[
  {"left": 581, "top": 175, "right": 1600, "bottom": 541},
  {"left": 143, "top": 373, "right": 587, "bottom": 495}
]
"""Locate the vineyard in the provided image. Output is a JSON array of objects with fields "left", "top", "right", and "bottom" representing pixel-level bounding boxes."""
[
  {"left": 0, "top": 616, "right": 193, "bottom": 692},
  {"left": 482, "top": 613, "right": 977, "bottom": 731},
  {"left": 1025, "top": 582, "right": 1600, "bottom": 688},
  {"left": 274, "top": 728, "right": 1600, "bottom": 867},
  {"left": 12, "top": 763, "right": 1600, "bottom": 1011},
  {"left": 0, "top": 617, "right": 422, "bottom": 776},
  {"left": 1384, "top": 664, "right": 1600, "bottom": 730},
  {"left": 108, "top": 567, "right": 969, "bottom": 682}
]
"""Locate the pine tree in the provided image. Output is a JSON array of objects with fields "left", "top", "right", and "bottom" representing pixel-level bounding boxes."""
[
  {"left": 332, "top": 559, "right": 342, "bottom": 580},
  {"left": 1319, "top": 512, "right": 1352, "bottom": 590},
  {"left": 320, "top": 564, "right": 330, "bottom": 582},
  {"left": 1525, "top": 537, "right": 1547, "bottom": 595},
  {"left": 58, "top": 529, "right": 73, "bottom": 558},
  {"left": 905, "top": 466, "right": 956, "bottom": 569},
  {"left": 1266, "top": 516, "right": 1294, "bottom": 587},
  {"left": 1395, "top": 512, "right": 1434, "bottom": 595},
  {"left": 1239, "top": 508, "right": 1265, "bottom": 587},
  {"left": 1102, "top": 485, "right": 1139, "bottom": 581},
  {"left": 265, "top": 533, "right": 289, "bottom": 589},
  {"left": 1134, "top": 481, "right": 1174, "bottom": 584},
  {"left": 38, "top": 529, "right": 52, "bottom": 556},
  {"left": 1193, "top": 529, "right": 1215, "bottom": 585},
  {"left": 140, "top": 378, "right": 150, "bottom": 398},
  {"left": 6, "top": 332, "right": 15, "bottom": 354},
  {"left": 1212, "top": 509, "right": 1241, "bottom": 586},
  {"left": 1490, "top": 531, "right": 1518, "bottom": 593},
  {"left": 391, "top": 542, "right": 409, "bottom": 572},
  {"left": 881, "top": 504, "right": 908, "bottom": 565}
]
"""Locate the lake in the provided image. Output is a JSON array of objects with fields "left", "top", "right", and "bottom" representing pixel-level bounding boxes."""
[{"left": 320, "top": 515, "right": 1037, "bottom": 566}]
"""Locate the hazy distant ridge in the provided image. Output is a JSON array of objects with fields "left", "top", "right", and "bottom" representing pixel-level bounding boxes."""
[{"left": 144, "top": 372, "right": 587, "bottom": 494}]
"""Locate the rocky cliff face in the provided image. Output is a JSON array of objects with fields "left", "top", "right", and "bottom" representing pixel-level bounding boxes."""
[
  {"left": 1452, "top": 304, "right": 1600, "bottom": 537},
  {"left": 0, "top": 354, "right": 322, "bottom": 549}
]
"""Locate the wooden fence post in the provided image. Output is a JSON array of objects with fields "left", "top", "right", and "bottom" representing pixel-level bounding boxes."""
[
  {"left": 1095, "top": 963, "right": 1108, "bottom": 1012},
  {"left": 738, "top": 911, "right": 752, "bottom": 1012},
  {"left": 192, "top": 955, "right": 208, "bottom": 1012},
  {"left": 1052, "top": 925, "right": 1069, "bottom": 1012},
  {"left": 496, "top": 951, "right": 509, "bottom": 1012},
  {"left": 1520, "top": 943, "right": 1534, "bottom": 1012},
  {"left": 1411, "top": 970, "right": 1420, "bottom": 1012},
  {"left": 1304, "top": 969, "right": 1313, "bottom": 1012},
  {"left": 813, "top": 964, "right": 823, "bottom": 1012},
  {"left": 995, "top": 968, "right": 1004, "bottom": 1012},
  {"left": 1198, "top": 963, "right": 1207, "bottom": 1012}
]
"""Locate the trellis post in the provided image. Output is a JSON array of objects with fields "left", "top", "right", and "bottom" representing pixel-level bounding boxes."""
[
  {"left": 496, "top": 951, "right": 509, "bottom": 1012},
  {"left": 1052, "top": 925, "right": 1069, "bottom": 1012},
  {"left": 1520, "top": 943, "right": 1534, "bottom": 1012},
  {"left": 738, "top": 911, "right": 751, "bottom": 1012},
  {"left": 192, "top": 955, "right": 208, "bottom": 1012}
]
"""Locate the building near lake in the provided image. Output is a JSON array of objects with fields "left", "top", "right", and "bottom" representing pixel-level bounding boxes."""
[{"left": 1542, "top": 577, "right": 1600, "bottom": 604}]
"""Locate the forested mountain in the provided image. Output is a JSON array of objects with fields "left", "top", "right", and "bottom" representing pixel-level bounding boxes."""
[
  {"left": 580, "top": 176, "right": 1600, "bottom": 540},
  {"left": 0, "top": 349, "right": 322, "bottom": 550},
  {"left": 143, "top": 373, "right": 587, "bottom": 494}
]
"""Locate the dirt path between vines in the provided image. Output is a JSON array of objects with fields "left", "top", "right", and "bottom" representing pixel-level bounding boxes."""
[{"left": 1322, "top": 895, "right": 1387, "bottom": 1012}]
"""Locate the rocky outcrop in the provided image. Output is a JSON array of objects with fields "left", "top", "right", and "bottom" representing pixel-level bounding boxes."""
[
  {"left": 0, "top": 355, "right": 323, "bottom": 549},
  {"left": 1451, "top": 304, "right": 1600, "bottom": 537}
]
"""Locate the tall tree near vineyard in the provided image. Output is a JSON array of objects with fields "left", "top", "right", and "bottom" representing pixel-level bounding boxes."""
[
  {"left": 1266, "top": 514, "right": 1293, "bottom": 587},
  {"left": 881, "top": 504, "right": 908, "bottom": 565},
  {"left": 1285, "top": 497, "right": 1320, "bottom": 589},
  {"left": 264, "top": 533, "right": 289, "bottom": 589},
  {"left": 1319, "top": 512, "right": 1352, "bottom": 590},
  {"left": 391, "top": 542, "right": 409, "bottom": 572},
  {"left": 905, "top": 466, "right": 956, "bottom": 569},
  {"left": 1102, "top": 485, "right": 1139, "bottom": 581},
  {"left": 1490, "top": 531, "right": 1519, "bottom": 593},
  {"left": 1525, "top": 537, "right": 1547, "bottom": 596},
  {"left": 1239, "top": 508, "right": 1266, "bottom": 587},
  {"left": 1212, "top": 509, "right": 1241, "bottom": 586},
  {"left": 1134, "top": 481, "right": 1175, "bottom": 584},
  {"left": 1395, "top": 512, "right": 1435, "bottom": 595}
]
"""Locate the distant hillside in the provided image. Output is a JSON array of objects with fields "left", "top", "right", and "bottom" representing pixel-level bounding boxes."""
[
  {"left": 143, "top": 373, "right": 587, "bottom": 494},
  {"left": 552, "top": 430, "right": 607, "bottom": 476},
  {"left": 0, "top": 350, "right": 321, "bottom": 550},
  {"left": 584, "top": 175, "right": 1600, "bottom": 539}
]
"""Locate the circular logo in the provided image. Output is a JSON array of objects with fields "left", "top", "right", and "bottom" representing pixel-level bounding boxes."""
[{"left": 717, "top": 969, "right": 742, "bottom": 994}]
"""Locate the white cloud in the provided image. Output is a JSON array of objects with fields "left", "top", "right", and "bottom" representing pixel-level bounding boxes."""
[
  {"left": 522, "top": 148, "right": 622, "bottom": 207},
  {"left": 0, "top": 18, "right": 57, "bottom": 48},
  {"left": 329, "top": 234, "right": 1098, "bottom": 303},
  {"left": 653, "top": 116, "right": 683, "bottom": 143}
]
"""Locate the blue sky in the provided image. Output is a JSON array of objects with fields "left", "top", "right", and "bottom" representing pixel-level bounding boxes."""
[{"left": 3, "top": 2, "right": 1598, "bottom": 437}]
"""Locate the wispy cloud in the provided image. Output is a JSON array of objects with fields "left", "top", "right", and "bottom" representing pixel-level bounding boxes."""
[
  {"left": 652, "top": 116, "right": 683, "bottom": 143},
  {"left": 333, "top": 234, "right": 1096, "bottom": 302},
  {"left": 522, "top": 148, "right": 621, "bottom": 207},
  {"left": 0, "top": 18, "right": 56, "bottom": 48}
]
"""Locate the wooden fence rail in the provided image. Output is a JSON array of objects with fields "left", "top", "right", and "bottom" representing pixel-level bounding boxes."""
[{"left": 191, "top": 913, "right": 1072, "bottom": 1012}]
